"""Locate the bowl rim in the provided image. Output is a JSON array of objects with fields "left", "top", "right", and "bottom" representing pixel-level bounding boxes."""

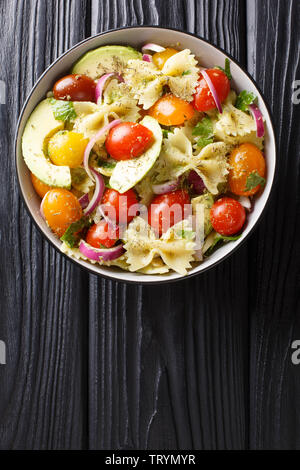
[{"left": 15, "top": 25, "right": 277, "bottom": 285}]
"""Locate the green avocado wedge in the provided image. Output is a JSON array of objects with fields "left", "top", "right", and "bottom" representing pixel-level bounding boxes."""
[
  {"left": 109, "top": 116, "right": 163, "bottom": 194},
  {"left": 22, "top": 99, "right": 71, "bottom": 189},
  {"left": 71, "top": 45, "right": 142, "bottom": 79}
]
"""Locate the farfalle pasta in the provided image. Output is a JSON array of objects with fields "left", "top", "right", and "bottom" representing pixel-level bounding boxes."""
[{"left": 22, "top": 41, "right": 267, "bottom": 276}]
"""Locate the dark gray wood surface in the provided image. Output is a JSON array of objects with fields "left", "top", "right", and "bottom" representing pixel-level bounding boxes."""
[{"left": 0, "top": 0, "right": 299, "bottom": 450}]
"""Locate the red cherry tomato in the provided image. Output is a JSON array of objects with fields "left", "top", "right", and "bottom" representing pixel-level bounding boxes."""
[
  {"left": 86, "top": 220, "right": 119, "bottom": 249},
  {"left": 101, "top": 188, "right": 139, "bottom": 224},
  {"left": 53, "top": 74, "right": 96, "bottom": 102},
  {"left": 105, "top": 122, "right": 154, "bottom": 161},
  {"left": 210, "top": 197, "right": 246, "bottom": 236},
  {"left": 192, "top": 69, "right": 230, "bottom": 112},
  {"left": 148, "top": 189, "right": 190, "bottom": 236}
]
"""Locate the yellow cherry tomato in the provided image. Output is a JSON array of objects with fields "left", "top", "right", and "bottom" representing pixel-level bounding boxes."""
[
  {"left": 42, "top": 188, "right": 82, "bottom": 237},
  {"left": 152, "top": 48, "right": 178, "bottom": 69},
  {"left": 148, "top": 93, "right": 195, "bottom": 126},
  {"left": 31, "top": 172, "right": 52, "bottom": 198},
  {"left": 48, "top": 130, "right": 88, "bottom": 168},
  {"left": 228, "top": 143, "right": 266, "bottom": 196}
]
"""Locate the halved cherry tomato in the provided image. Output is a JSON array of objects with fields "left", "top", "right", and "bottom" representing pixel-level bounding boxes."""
[
  {"left": 148, "top": 93, "right": 195, "bottom": 126},
  {"left": 228, "top": 143, "right": 266, "bottom": 196},
  {"left": 210, "top": 197, "right": 246, "bottom": 236},
  {"left": 53, "top": 74, "right": 96, "bottom": 102},
  {"left": 193, "top": 69, "right": 230, "bottom": 112},
  {"left": 86, "top": 220, "right": 119, "bottom": 249},
  {"left": 148, "top": 189, "right": 190, "bottom": 235},
  {"left": 101, "top": 188, "right": 139, "bottom": 224},
  {"left": 31, "top": 173, "right": 52, "bottom": 199},
  {"left": 42, "top": 188, "right": 83, "bottom": 237},
  {"left": 105, "top": 122, "right": 154, "bottom": 161},
  {"left": 152, "top": 47, "right": 178, "bottom": 69}
]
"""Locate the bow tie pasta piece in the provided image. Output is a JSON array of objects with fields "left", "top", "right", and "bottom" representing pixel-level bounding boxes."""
[
  {"left": 161, "top": 49, "right": 199, "bottom": 102},
  {"left": 102, "top": 80, "right": 141, "bottom": 122},
  {"left": 135, "top": 174, "right": 154, "bottom": 206},
  {"left": 123, "top": 59, "right": 166, "bottom": 109},
  {"left": 193, "top": 142, "right": 231, "bottom": 195},
  {"left": 151, "top": 128, "right": 193, "bottom": 183},
  {"left": 70, "top": 167, "right": 95, "bottom": 194},
  {"left": 138, "top": 257, "right": 169, "bottom": 275},
  {"left": 72, "top": 106, "right": 110, "bottom": 142},
  {"left": 123, "top": 217, "right": 196, "bottom": 275}
]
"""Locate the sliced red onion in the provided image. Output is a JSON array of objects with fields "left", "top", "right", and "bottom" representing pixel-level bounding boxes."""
[
  {"left": 141, "top": 43, "right": 165, "bottom": 54},
  {"left": 152, "top": 179, "right": 179, "bottom": 195},
  {"left": 201, "top": 69, "right": 222, "bottom": 113},
  {"left": 95, "top": 73, "right": 124, "bottom": 104},
  {"left": 249, "top": 103, "right": 264, "bottom": 138},
  {"left": 78, "top": 193, "right": 89, "bottom": 209},
  {"left": 83, "top": 119, "right": 122, "bottom": 181},
  {"left": 188, "top": 170, "right": 205, "bottom": 194},
  {"left": 83, "top": 168, "right": 105, "bottom": 215},
  {"left": 142, "top": 54, "right": 152, "bottom": 62},
  {"left": 237, "top": 196, "right": 252, "bottom": 211},
  {"left": 79, "top": 240, "right": 124, "bottom": 262}
]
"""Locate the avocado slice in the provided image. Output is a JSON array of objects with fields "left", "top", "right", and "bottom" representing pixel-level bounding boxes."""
[
  {"left": 109, "top": 116, "right": 162, "bottom": 194},
  {"left": 22, "top": 99, "right": 71, "bottom": 189},
  {"left": 71, "top": 45, "right": 142, "bottom": 80}
]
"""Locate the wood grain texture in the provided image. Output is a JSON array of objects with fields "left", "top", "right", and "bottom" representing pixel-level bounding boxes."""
[
  {"left": 88, "top": 0, "right": 249, "bottom": 450},
  {"left": 246, "top": 0, "right": 300, "bottom": 450},
  {"left": 0, "top": 0, "right": 298, "bottom": 451},
  {"left": 0, "top": 0, "right": 91, "bottom": 449}
]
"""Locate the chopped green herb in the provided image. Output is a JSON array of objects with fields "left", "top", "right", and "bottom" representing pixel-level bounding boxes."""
[
  {"left": 175, "top": 230, "right": 195, "bottom": 240},
  {"left": 205, "top": 233, "right": 241, "bottom": 256},
  {"left": 192, "top": 117, "right": 214, "bottom": 147},
  {"left": 182, "top": 70, "right": 191, "bottom": 76},
  {"left": 98, "top": 159, "right": 117, "bottom": 170},
  {"left": 216, "top": 58, "right": 232, "bottom": 80},
  {"left": 60, "top": 216, "right": 91, "bottom": 248},
  {"left": 235, "top": 90, "right": 257, "bottom": 111},
  {"left": 50, "top": 98, "right": 77, "bottom": 122},
  {"left": 162, "top": 129, "right": 171, "bottom": 138},
  {"left": 245, "top": 171, "right": 266, "bottom": 191}
]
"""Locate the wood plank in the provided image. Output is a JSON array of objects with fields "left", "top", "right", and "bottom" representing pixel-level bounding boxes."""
[
  {"left": 246, "top": 0, "right": 300, "bottom": 450},
  {"left": 0, "top": 0, "right": 91, "bottom": 449},
  {"left": 88, "top": 0, "right": 249, "bottom": 450}
]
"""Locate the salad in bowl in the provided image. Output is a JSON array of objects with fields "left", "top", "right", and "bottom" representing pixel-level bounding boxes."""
[{"left": 21, "top": 40, "right": 267, "bottom": 277}]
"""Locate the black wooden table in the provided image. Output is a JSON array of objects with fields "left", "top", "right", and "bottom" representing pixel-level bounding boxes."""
[{"left": 0, "top": 0, "right": 299, "bottom": 450}]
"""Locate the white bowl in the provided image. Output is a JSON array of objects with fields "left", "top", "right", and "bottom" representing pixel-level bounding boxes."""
[{"left": 15, "top": 26, "right": 276, "bottom": 284}]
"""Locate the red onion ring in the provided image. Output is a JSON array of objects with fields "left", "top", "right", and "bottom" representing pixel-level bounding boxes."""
[
  {"left": 201, "top": 70, "right": 223, "bottom": 113},
  {"left": 83, "top": 119, "right": 122, "bottom": 181},
  {"left": 83, "top": 168, "right": 105, "bottom": 216},
  {"left": 142, "top": 43, "right": 165, "bottom": 54},
  {"left": 249, "top": 103, "right": 264, "bottom": 138},
  {"left": 78, "top": 193, "right": 89, "bottom": 209},
  {"left": 79, "top": 240, "right": 124, "bottom": 262},
  {"left": 142, "top": 54, "right": 152, "bottom": 62},
  {"left": 152, "top": 179, "right": 179, "bottom": 195},
  {"left": 95, "top": 73, "right": 124, "bottom": 104},
  {"left": 188, "top": 171, "right": 205, "bottom": 194}
]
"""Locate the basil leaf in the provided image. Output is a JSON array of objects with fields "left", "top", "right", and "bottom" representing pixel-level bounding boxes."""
[
  {"left": 50, "top": 98, "right": 77, "bottom": 122},
  {"left": 245, "top": 171, "right": 266, "bottom": 191},
  {"left": 205, "top": 233, "right": 241, "bottom": 256},
  {"left": 61, "top": 216, "right": 91, "bottom": 248},
  {"left": 235, "top": 90, "right": 257, "bottom": 111},
  {"left": 192, "top": 117, "right": 214, "bottom": 147},
  {"left": 98, "top": 160, "right": 117, "bottom": 169},
  {"left": 216, "top": 58, "right": 232, "bottom": 80},
  {"left": 182, "top": 70, "right": 191, "bottom": 76}
]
